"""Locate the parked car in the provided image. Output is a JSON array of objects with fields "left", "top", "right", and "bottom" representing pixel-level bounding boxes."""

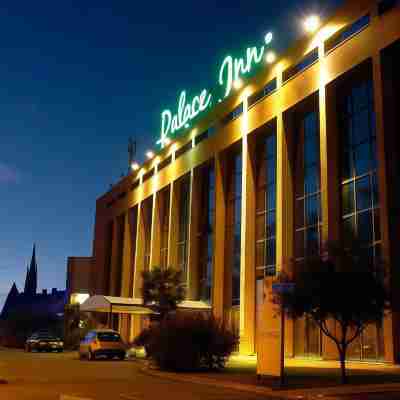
[
  {"left": 79, "top": 329, "right": 126, "bottom": 361},
  {"left": 25, "top": 332, "right": 64, "bottom": 352}
]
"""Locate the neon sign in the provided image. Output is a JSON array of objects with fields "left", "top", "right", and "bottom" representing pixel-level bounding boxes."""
[{"left": 158, "top": 32, "right": 273, "bottom": 148}]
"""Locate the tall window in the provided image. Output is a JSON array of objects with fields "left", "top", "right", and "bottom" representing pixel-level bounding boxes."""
[
  {"left": 198, "top": 164, "right": 215, "bottom": 303},
  {"left": 295, "top": 111, "right": 322, "bottom": 259},
  {"left": 256, "top": 131, "right": 277, "bottom": 278},
  {"left": 340, "top": 80, "right": 381, "bottom": 263},
  {"left": 339, "top": 77, "right": 383, "bottom": 360},
  {"left": 159, "top": 187, "right": 170, "bottom": 269},
  {"left": 226, "top": 149, "right": 242, "bottom": 306},
  {"left": 177, "top": 175, "right": 191, "bottom": 278}
]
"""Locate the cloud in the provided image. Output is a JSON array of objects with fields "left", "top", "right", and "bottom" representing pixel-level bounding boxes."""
[{"left": 0, "top": 162, "right": 19, "bottom": 184}]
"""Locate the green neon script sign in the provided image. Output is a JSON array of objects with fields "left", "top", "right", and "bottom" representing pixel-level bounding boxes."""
[{"left": 158, "top": 32, "right": 273, "bottom": 148}]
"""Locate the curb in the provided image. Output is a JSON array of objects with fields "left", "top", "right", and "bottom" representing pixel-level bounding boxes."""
[
  {"left": 140, "top": 366, "right": 293, "bottom": 399},
  {"left": 139, "top": 365, "right": 400, "bottom": 400}
]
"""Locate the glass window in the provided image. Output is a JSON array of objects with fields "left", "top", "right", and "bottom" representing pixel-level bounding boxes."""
[
  {"left": 255, "top": 129, "right": 277, "bottom": 277},
  {"left": 294, "top": 110, "right": 322, "bottom": 262}
]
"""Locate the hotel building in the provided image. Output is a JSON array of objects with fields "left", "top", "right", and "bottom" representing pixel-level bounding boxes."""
[{"left": 69, "top": 0, "right": 400, "bottom": 364}]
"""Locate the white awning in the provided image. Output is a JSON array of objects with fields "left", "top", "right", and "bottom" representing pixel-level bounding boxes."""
[{"left": 80, "top": 295, "right": 155, "bottom": 315}]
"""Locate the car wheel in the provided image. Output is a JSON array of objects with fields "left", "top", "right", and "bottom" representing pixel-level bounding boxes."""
[
  {"left": 119, "top": 354, "right": 125, "bottom": 361},
  {"left": 25, "top": 345, "right": 30, "bottom": 352}
]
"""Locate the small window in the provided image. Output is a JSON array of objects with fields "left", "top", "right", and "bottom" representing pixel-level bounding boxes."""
[
  {"left": 221, "top": 103, "right": 243, "bottom": 126},
  {"left": 117, "top": 191, "right": 127, "bottom": 200},
  {"left": 142, "top": 169, "right": 154, "bottom": 182},
  {"left": 195, "top": 126, "right": 215, "bottom": 145},
  {"left": 158, "top": 154, "right": 172, "bottom": 171},
  {"left": 175, "top": 140, "right": 192, "bottom": 159},
  {"left": 248, "top": 79, "right": 277, "bottom": 107},
  {"left": 325, "top": 15, "right": 370, "bottom": 53},
  {"left": 131, "top": 179, "right": 140, "bottom": 191},
  {"left": 283, "top": 48, "right": 319, "bottom": 83}
]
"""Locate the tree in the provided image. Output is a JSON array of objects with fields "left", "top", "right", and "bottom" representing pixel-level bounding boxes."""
[
  {"left": 274, "top": 243, "right": 389, "bottom": 384},
  {"left": 141, "top": 267, "right": 186, "bottom": 320}
]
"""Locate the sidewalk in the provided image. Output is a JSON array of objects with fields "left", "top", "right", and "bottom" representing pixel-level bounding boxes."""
[{"left": 140, "top": 355, "right": 400, "bottom": 399}]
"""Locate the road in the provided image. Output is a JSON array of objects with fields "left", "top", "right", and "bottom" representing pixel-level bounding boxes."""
[{"left": 0, "top": 349, "right": 267, "bottom": 400}]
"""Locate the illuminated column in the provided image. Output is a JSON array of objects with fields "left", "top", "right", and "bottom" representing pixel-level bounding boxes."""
[
  {"left": 149, "top": 193, "right": 161, "bottom": 269},
  {"left": 239, "top": 97, "right": 256, "bottom": 354},
  {"left": 121, "top": 212, "right": 132, "bottom": 297},
  {"left": 167, "top": 181, "right": 179, "bottom": 269},
  {"left": 188, "top": 168, "right": 200, "bottom": 300},
  {"left": 213, "top": 153, "right": 227, "bottom": 320},
  {"left": 276, "top": 87, "right": 293, "bottom": 276},
  {"left": 318, "top": 43, "right": 341, "bottom": 360},
  {"left": 109, "top": 216, "right": 123, "bottom": 297},
  {"left": 372, "top": 50, "right": 396, "bottom": 363},
  {"left": 275, "top": 71, "right": 295, "bottom": 358},
  {"left": 133, "top": 202, "right": 145, "bottom": 299}
]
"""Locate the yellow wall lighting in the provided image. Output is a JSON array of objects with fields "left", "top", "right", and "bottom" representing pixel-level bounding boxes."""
[
  {"left": 304, "top": 15, "right": 320, "bottom": 33},
  {"left": 146, "top": 150, "right": 155, "bottom": 159},
  {"left": 131, "top": 162, "right": 140, "bottom": 171}
]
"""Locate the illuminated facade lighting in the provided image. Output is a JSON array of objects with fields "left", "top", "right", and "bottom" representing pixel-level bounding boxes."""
[
  {"left": 164, "top": 137, "right": 172, "bottom": 146},
  {"left": 233, "top": 79, "right": 243, "bottom": 90},
  {"left": 131, "top": 162, "right": 140, "bottom": 171},
  {"left": 265, "top": 51, "right": 276, "bottom": 64},
  {"left": 304, "top": 15, "right": 320, "bottom": 33},
  {"left": 146, "top": 150, "right": 155, "bottom": 159}
]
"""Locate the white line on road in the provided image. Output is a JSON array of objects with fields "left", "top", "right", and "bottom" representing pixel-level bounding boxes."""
[
  {"left": 120, "top": 394, "right": 142, "bottom": 400},
  {"left": 60, "top": 395, "right": 93, "bottom": 400}
]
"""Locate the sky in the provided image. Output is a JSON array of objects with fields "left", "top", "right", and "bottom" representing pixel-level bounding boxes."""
[{"left": 0, "top": 0, "right": 342, "bottom": 308}]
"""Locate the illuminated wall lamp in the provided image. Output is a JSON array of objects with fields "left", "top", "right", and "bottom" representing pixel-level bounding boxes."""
[
  {"left": 233, "top": 78, "right": 243, "bottom": 90},
  {"left": 131, "top": 162, "right": 140, "bottom": 171},
  {"left": 146, "top": 150, "right": 155, "bottom": 159},
  {"left": 304, "top": 15, "right": 320, "bottom": 33},
  {"left": 265, "top": 51, "right": 276, "bottom": 64}
]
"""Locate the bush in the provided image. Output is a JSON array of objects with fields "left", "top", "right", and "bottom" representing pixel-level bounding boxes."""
[{"left": 133, "top": 313, "right": 238, "bottom": 371}]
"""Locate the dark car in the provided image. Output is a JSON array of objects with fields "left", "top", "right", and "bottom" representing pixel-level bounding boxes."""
[{"left": 25, "top": 332, "right": 64, "bottom": 353}]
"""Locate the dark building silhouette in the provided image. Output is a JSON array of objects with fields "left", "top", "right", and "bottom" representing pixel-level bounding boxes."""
[{"left": 0, "top": 245, "right": 67, "bottom": 324}]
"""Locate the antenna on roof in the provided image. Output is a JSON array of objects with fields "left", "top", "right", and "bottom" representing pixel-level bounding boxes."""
[{"left": 128, "top": 137, "right": 137, "bottom": 174}]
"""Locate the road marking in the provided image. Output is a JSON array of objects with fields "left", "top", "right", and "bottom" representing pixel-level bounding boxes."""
[
  {"left": 60, "top": 395, "right": 93, "bottom": 400},
  {"left": 120, "top": 394, "right": 142, "bottom": 400}
]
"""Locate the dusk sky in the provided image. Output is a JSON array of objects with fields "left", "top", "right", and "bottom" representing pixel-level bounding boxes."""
[{"left": 0, "top": 0, "right": 342, "bottom": 307}]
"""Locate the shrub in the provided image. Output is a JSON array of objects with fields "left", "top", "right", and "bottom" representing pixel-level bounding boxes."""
[{"left": 133, "top": 313, "right": 238, "bottom": 371}]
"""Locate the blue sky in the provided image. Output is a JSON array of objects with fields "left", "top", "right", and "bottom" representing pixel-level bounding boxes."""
[{"left": 0, "top": 0, "right": 342, "bottom": 308}]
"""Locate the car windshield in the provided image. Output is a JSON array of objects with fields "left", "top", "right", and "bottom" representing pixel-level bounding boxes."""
[{"left": 97, "top": 332, "right": 121, "bottom": 342}]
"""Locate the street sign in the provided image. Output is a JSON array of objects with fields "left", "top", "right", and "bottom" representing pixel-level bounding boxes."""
[{"left": 272, "top": 283, "right": 295, "bottom": 294}]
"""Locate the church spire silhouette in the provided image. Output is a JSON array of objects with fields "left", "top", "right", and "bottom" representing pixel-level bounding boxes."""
[{"left": 24, "top": 244, "right": 38, "bottom": 295}]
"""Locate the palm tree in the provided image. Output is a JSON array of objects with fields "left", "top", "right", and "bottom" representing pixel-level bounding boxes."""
[{"left": 141, "top": 267, "right": 186, "bottom": 320}]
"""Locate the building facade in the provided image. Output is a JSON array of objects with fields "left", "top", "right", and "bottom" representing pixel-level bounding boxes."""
[{"left": 74, "top": 0, "right": 400, "bottom": 363}]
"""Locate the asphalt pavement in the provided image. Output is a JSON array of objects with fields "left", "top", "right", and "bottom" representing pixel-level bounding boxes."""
[{"left": 0, "top": 349, "right": 270, "bottom": 400}]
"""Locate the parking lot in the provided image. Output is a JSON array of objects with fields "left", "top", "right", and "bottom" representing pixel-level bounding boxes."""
[{"left": 0, "top": 348, "right": 267, "bottom": 400}]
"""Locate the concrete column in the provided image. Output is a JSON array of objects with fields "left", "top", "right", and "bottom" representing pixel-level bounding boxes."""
[
  {"left": 133, "top": 203, "right": 145, "bottom": 299},
  {"left": 109, "top": 217, "right": 123, "bottom": 296},
  {"left": 319, "top": 43, "right": 341, "bottom": 360},
  {"left": 188, "top": 168, "right": 201, "bottom": 300},
  {"left": 372, "top": 51, "right": 396, "bottom": 363},
  {"left": 319, "top": 43, "right": 341, "bottom": 248},
  {"left": 121, "top": 212, "right": 132, "bottom": 298},
  {"left": 213, "top": 154, "right": 227, "bottom": 321},
  {"left": 239, "top": 100, "right": 256, "bottom": 354},
  {"left": 167, "top": 181, "right": 179, "bottom": 269},
  {"left": 149, "top": 193, "right": 161, "bottom": 269}
]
